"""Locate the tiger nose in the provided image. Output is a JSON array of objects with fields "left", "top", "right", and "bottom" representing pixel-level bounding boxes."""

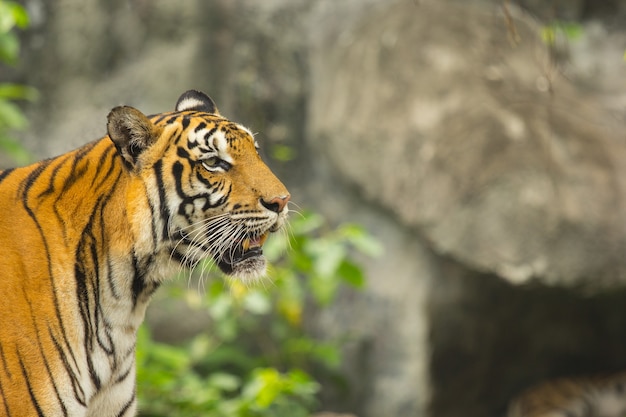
[{"left": 260, "top": 195, "right": 290, "bottom": 213}]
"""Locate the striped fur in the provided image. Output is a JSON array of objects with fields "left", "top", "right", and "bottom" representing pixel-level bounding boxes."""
[
  {"left": 508, "top": 372, "right": 626, "bottom": 417},
  {"left": 0, "top": 90, "right": 290, "bottom": 417}
]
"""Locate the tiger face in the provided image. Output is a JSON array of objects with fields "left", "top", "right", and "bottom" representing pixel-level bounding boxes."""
[{"left": 108, "top": 90, "right": 290, "bottom": 280}]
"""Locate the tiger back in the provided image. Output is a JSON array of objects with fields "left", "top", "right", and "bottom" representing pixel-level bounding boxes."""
[
  {"left": 507, "top": 371, "right": 626, "bottom": 417},
  {"left": 0, "top": 90, "right": 290, "bottom": 417}
]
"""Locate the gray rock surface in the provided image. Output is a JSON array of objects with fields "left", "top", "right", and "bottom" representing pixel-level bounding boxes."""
[{"left": 309, "top": 0, "right": 626, "bottom": 289}]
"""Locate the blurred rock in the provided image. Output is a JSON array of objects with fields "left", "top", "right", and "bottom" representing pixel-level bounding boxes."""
[
  {"left": 306, "top": 1, "right": 626, "bottom": 416},
  {"left": 309, "top": 0, "right": 626, "bottom": 289}
]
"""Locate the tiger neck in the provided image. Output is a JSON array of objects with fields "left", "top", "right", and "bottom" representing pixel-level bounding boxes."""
[{"left": 66, "top": 139, "right": 177, "bottom": 329}]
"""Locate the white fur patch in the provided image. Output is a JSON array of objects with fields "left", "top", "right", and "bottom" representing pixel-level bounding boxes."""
[{"left": 176, "top": 97, "right": 207, "bottom": 112}]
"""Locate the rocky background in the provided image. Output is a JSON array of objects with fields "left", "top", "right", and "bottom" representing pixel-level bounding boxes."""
[{"left": 8, "top": 0, "right": 626, "bottom": 415}]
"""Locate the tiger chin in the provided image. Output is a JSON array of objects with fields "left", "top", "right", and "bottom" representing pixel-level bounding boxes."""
[{"left": 0, "top": 90, "right": 289, "bottom": 417}]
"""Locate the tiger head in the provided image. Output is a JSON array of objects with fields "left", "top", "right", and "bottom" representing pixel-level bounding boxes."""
[{"left": 106, "top": 90, "right": 290, "bottom": 280}]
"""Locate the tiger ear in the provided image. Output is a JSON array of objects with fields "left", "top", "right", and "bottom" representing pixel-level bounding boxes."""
[
  {"left": 107, "top": 106, "right": 160, "bottom": 169},
  {"left": 175, "top": 90, "right": 220, "bottom": 115}
]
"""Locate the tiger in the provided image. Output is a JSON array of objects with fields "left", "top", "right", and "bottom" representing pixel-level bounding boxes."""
[
  {"left": 0, "top": 90, "right": 290, "bottom": 417},
  {"left": 507, "top": 371, "right": 626, "bottom": 417}
]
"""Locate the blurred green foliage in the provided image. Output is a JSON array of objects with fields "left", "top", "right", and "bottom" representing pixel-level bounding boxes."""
[
  {"left": 540, "top": 21, "right": 583, "bottom": 46},
  {"left": 137, "top": 212, "right": 381, "bottom": 417},
  {"left": 0, "top": 0, "right": 37, "bottom": 165},
  {"left": 271, "top": 144, "right": 296, "bottom": 162}
]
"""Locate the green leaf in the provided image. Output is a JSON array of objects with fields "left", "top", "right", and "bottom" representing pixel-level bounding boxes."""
[
  {"left": 541, "top": 21, "right": 583, "bottom": 46},
  {"left": 8, "top": 3, "right": 29, "bottom": 29},
  {"left": 310, "top": 273, "right": 340, "bottom": 305},
  {"left": 338, "top": 223, "right": 383, "bottom": 257},
  {"left": 207, "top": 372, "right": 241, "bottom": 392},
  {"left": 198, "top": 345, "right": 261, "bottom": 371},
  {"left": 271, "top": 144, "right": 296, "bottom": 161},
  {"left": 0, "top": 32, "right": 18, "bottom": 65},
  {"left": 149, "top": 342, "right": 191, "bottom": 372},
  {"left": 243, "top": 290, "right": 271, "bottom": 315},
  {"left": 188, "top": 333, "right": 212, "bottom": 361},
  {"left": 0, "top": 2, "right": 15, "bottom": 33},
  {"left": 291, "top": 211, "right": 324, "bottom": 235},
  {"left": 263, "top": 230, "right": 289, "bottom": 262},
  {"left": 285, "top": 369, "right": 320, "bottom": 397},
  {"left": 0, "top": 83, "right": 38, "bottom": 101},
  {"left": 208, "top": 293, "right": 233, "bottom": 320},
  {"left": 560, "top": 22, "right": 583, "bottom": 40},
  {"left": 0, "top": 2, "right": 28, "bottom": 32},
  {"left": 308, "top": 239, "right": 346, "bottom": 277},
  {"left": 0, "top": 99, "right": 27, "bottom": 129},
  {"left": 337, "top": 260, "right": 365, "bottom": 288},
  {"left": 242, "top": 368, "right": 282, "bottom": 408},
  {"left": 275, "top": 271, "right": 304, "bottom": 326},
  {"left": 286, "top": 338, "right": 340, "bottom": 369}
]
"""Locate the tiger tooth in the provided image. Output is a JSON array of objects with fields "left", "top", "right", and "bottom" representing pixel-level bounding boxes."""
[
  {"left": 259, "top": 232, "right": 268, "bottom": 246},
  {"left": 242, "top": 238, "right": 250, "bottom": 251}
]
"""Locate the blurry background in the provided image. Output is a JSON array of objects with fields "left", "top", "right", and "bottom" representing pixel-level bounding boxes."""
[{"left": 4, "top": 0, "right": 626, "bottom": 416}]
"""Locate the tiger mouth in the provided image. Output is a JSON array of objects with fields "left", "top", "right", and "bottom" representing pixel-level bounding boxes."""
[{"left": 216, "top": 232, "right": 269, "bottom": 275}]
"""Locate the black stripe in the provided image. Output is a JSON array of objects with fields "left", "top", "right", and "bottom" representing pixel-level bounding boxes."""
[
  {"left": 0, "top": 168, "right": 15, "bottom": 185},
  {"left": 96, "top": 167, "right": 126, "bottom": 302},
  {"left": 74, "top": 232, "right": 99, "bottom": 390},
  {"left": 170, "top": 249, "right": 186, "bottom": 264},
  {"left": 91, "top": 145, "right": 116, "bottom": 187},
  {"left": 115, "top": 389, "right": 136, "bottom": 417},
  {"left": 36, "top": 153, "right": 72, "bottom": 199},
  {"left": 203, "top": 126, "right": 218, "bottom": 142},
  {"left": 177, "top": 146, "right": 190, "bottom": 159},
  {"left": 130, "top": 254, "right": 161, "bottom": 308},
  {"left": 48, "top": 326, "right": 87, "bottom": 407},
  {"left": 131, "top": 255, "right": 144, "bottom": 303},
  {"left": 0, "top": 376, "right": 11, "bottom": 417},
  {"left": 43, "top": 155, "right": 75, "bottom": 242},
  {"left": 62, "top": 159, "right": 89, "bottom": 192},
  {"left": 74, "top": 198, "right": 110, "bottom": 391},
  {"left": 19, "top": 160, "right": 83, "bottom": 379},
  {"left": 81, "top": 207, "right": 111, "bottom": 358},
  {"left": 86, "top": 352, "right": 101, "bottom": 390},
  {"left": 193, "top": 121, "right": 207, "bottom": 133},
  {"left": 24, "top": 289, "right": 68, "bottom": 417},
  {"left": 172, "top": 161, "right": 196, "bottom": 221},
  {"left": 18, "top": 353, "right": 45, "bottom": 417},
  {"left": 215, "top": 183, "right": 232, "bottom": 207},
  {"left": 114, "top": 365, "right": 133, "bottom": 385},
  {"left": 194, "top": 170, "right": 212, "bottom": 188},
  {"left": 106, "top": 256, "right": 121, "bottom": 300},
  {"left": 146, "top": 191, "right": 159, "bottom": 251},
  {"left": 96, "top": 297, "right": 115, "bottom": 356},
  {"left": 153, "top": 160, "right": 171, "bottom": 241},
  {"left": 164, "top": 115, "right": 179, "bottom": 125},
  {"left": 150, "top": 113, "right": 171, "bottom": 125},
  {"left": 44, "top": 142, "right": 100, "bottom": 202},
  {"left": 131, "top": 255, "right": 146, "bottom": 308},
  {"left": 0, "top": 343, "right": 11, "bottom": 380},
  {"left": 88, "top": 216, "right": 115, "bottom": 357},
  {"left": 20, "top": 160, "right": 52, "bottom": 197},
  {"left": 172, "top": 161, "right": 187, "bottom": 201}
]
